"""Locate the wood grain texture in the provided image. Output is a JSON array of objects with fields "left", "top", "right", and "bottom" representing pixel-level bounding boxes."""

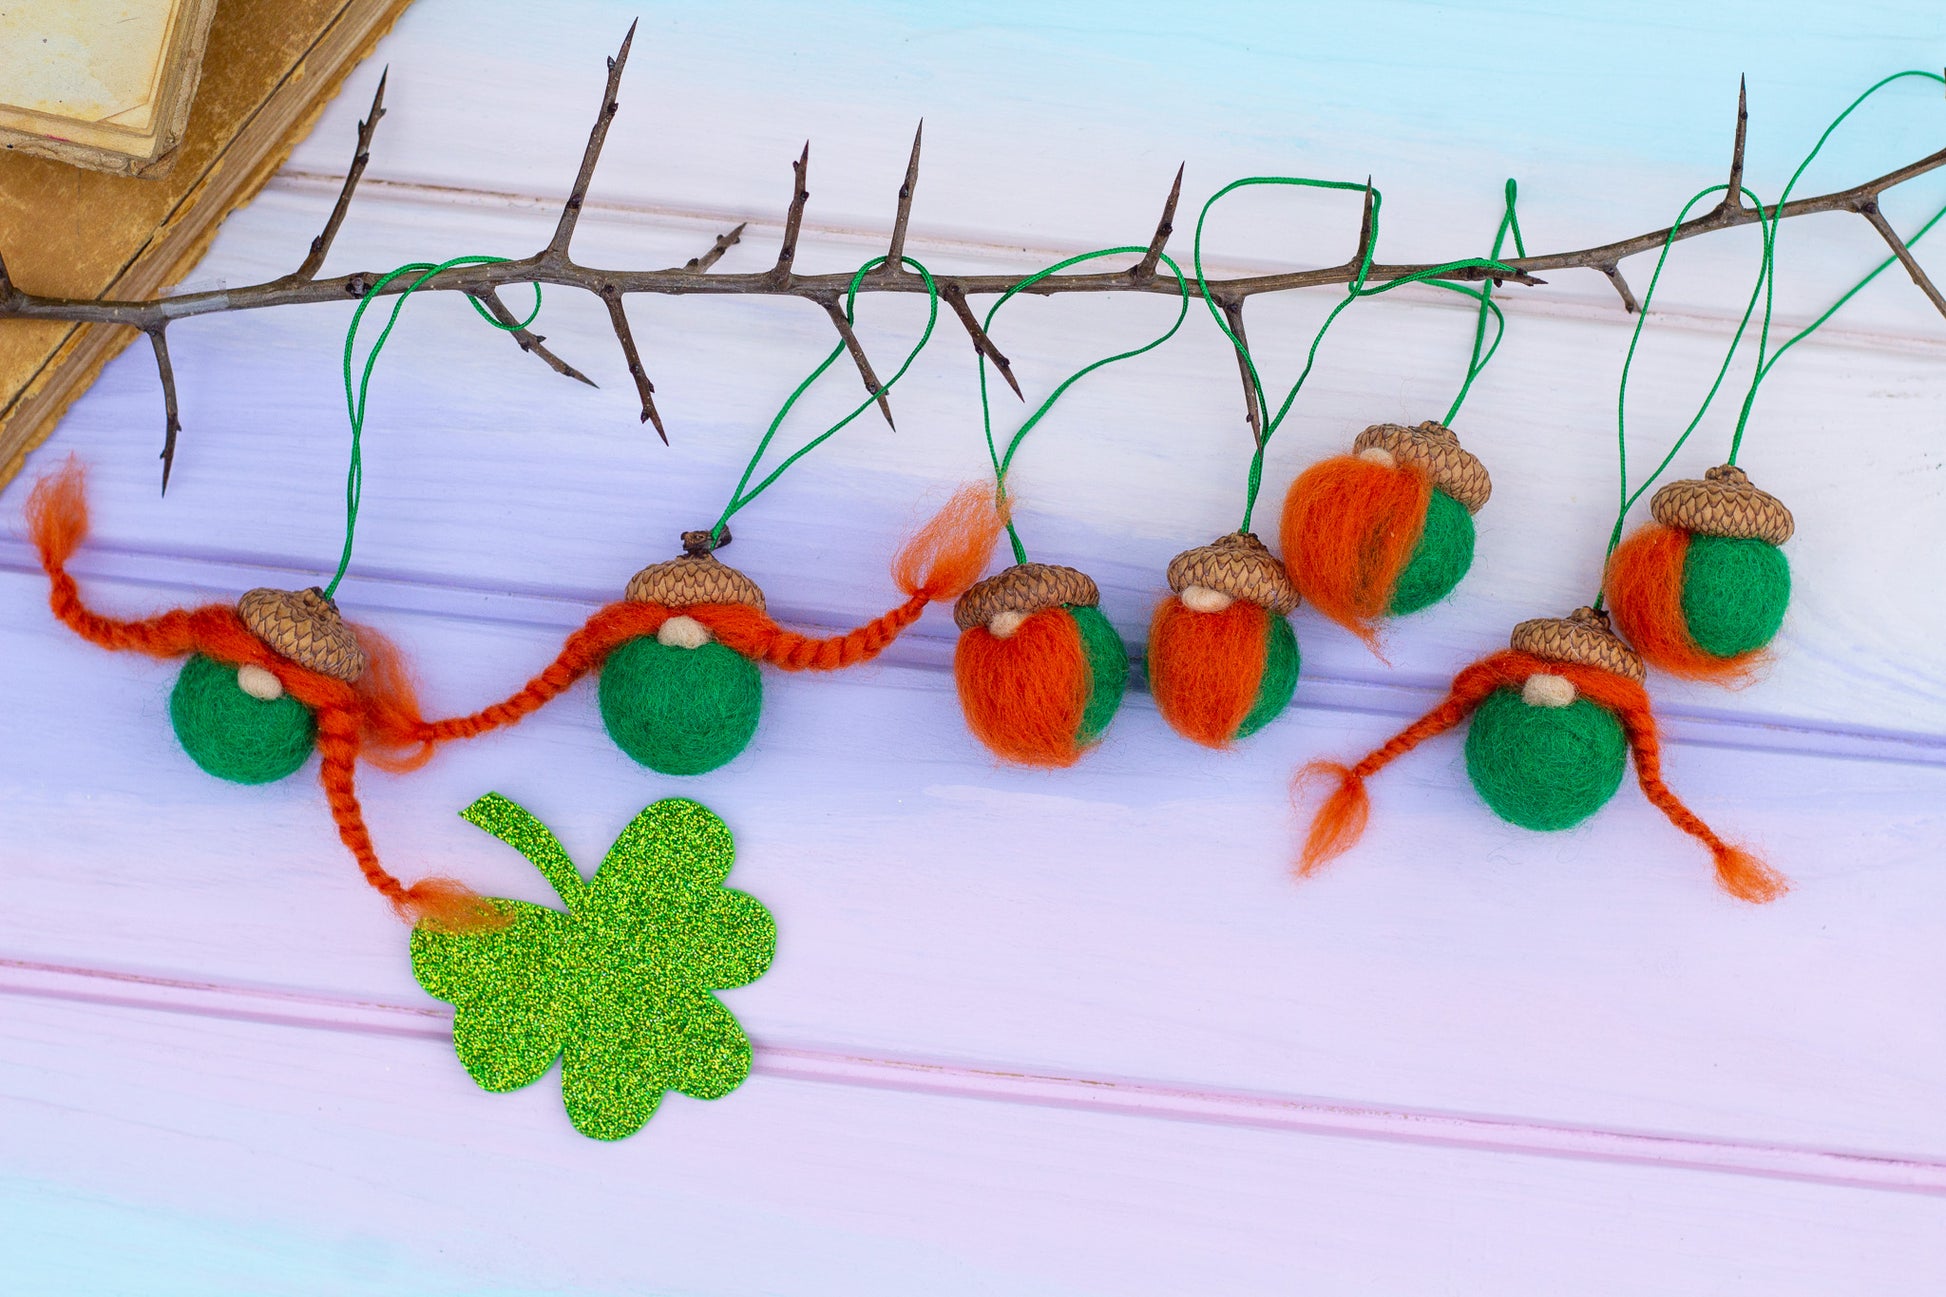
[{"left": 1, "top": 0, "right": 1943, "bottom": 1289}]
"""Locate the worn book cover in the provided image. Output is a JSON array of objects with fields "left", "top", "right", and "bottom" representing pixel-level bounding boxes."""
[{"left": 0, "top": 0, "right": 414, "bottom": 487}]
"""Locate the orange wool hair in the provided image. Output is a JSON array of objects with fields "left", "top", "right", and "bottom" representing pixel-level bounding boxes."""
[
  {"left": 406, "top": 483, "right": 1009, "bottom": 744},
  {"left": 954, "top": 607, "right": 1093, "bottom": 767},
  {"left": 1280, "top": 454, "right": 1432, "bottom": 650},
  {"left": 1146, "top": 596, "right": 1270, "bottom": 748},
  {"left": 25, "top": 459, "right": 500, "bottom": 932},
  {"left": 1295, "top": 648, "right": 1787, "bottom": 903},
  {"left": 1603, "top": 523, "right": 1763, "bottom": 683}
]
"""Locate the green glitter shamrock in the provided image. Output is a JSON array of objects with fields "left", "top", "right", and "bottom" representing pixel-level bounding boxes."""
[{"left": 411, "top": 793, "right": 776, "bottom": 1141}]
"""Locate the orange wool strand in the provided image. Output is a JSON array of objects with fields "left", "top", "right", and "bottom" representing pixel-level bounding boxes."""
[
  {"left": 1280, "top": 454, "right": 1432, "bottom": 649},
  {"left": 26, "top": 458, "right": 502, "bottom": 930},
  {"left": 955, "top": 608, "right": 1091, "bottom": 767},
  {"left": 1146, "top": 596, "right": 1269, "bottom": 748},
  {"left": 1604, "top": 523, "right": 1763, "bottom": 684},
  {"left": 1296, "top": 648, "right": 1786, "bottom": 901}
]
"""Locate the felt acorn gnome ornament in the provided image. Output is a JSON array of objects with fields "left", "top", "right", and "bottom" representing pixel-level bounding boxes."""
[
  {"left": 1297, "top": 604, "right": 1788, "bottom": 902},
  {"left": 1603, "top": 465, "right": 1793, "bottom": 680},
  {"left": 408, "top": 254, "right": 1006, "bottom": 776},
  {"left": 954, "top": 559, "right": 1128, "bottom": 767},
  {"left": 1280, "top": 419, "right": 1492, "bottom": 645},
  {"left": 1192, "top": 174, "right": 1524, "bottom": 652},
  {"left": 25, "top": 460, "right": 497, "bottom": 930},
  {"left": 1146, "top": 532, "right": 1302, "bottom": 748},
  {"left": 946, "top": 241, "right": 1196, "bottom": 766}
]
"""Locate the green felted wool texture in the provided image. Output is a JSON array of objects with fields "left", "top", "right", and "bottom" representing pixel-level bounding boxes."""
[
  {"left": 1388, "top": 487, "right": 1476, "bottom": 616},
  {"left": 1463, "top": 687, "right": 1629, "bottom": 832},
  {"left": 598, "top": 636, "right": 763, "bottom": 777},
  {"left": 1681, "top": 534, "right": 1790, "bottom": 657},
  {"left": 1069, "top": 604, "right": 1128, "bottom": 746},
  {"left": 168, "top": 653, "right": 317, "bottom": 785},
  {"left": 1235, "top": 613, "right": 1301, "bottom": 740}
]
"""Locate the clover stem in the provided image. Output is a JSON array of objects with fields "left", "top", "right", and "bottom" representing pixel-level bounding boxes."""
[{"left": 460, "top": 792, "right": 588, "bottom": 908}]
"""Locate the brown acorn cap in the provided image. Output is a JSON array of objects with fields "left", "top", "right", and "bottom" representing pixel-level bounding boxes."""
[
  {"left": 1351, "top": 420, "right": 1492, "bottom": 513},
  {"left": 1165, "top": 532, "right": 1300, "bottom": 615},
  {"left": 1508, "top": 605, "right": 1645, "bottom": 683},
  {"left": 1649, "top": 464, "right": 1793, "bottom": 545},
  {"left": 624, "top": 550, "right": 767, "bottom": 611},
  {"left": 236, "top": 587, "right": 367, "bottom": 683},
  {"left": 954, "top": 563, "right": 1099, "bottom": 631}
]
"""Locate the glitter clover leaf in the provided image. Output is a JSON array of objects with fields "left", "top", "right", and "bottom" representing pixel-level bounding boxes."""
[{"left": 411, "top": 792, "right": 776, "bottom": 1140}]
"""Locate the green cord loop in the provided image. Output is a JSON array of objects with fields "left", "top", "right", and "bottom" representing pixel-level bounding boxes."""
[
  {"left": 1192, "top": 176, "right": 1523, "bottom": 532},
  {"left": 1442, "top": 177, "right": 1526, "bottom": 427},
  {"left": 327, "top": 256, "right": 539, "bottom": 599},
  {"left": 711, "top": 255, "right": 939, "bottom": 541},
  {"left": 976, "top": 247, "right": 1192, "bottom": 565}
]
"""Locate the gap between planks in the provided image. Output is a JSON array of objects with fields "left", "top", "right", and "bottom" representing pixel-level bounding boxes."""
[
  {"left": 3, "top": 539, "right": 1942, "bottom": 769},
  {"left": 2, "top": 955, "right": 1942, "bottom": 1199}
]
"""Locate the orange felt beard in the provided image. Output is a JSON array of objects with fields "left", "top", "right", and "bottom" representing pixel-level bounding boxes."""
[
  {"left": 1603, "top": 523, "right": 1763, "bottom": 683},
  {"left": 954, "top": 608, "right": 1094, "bottom": 767},
  {"left": 403, "top": 484, "right": 1008, "bottom": 746},
  {"left": 1295, "top": 648, "right": 1788, "bottom": 903},
  {"left": 1146, "top": 596, "right": 1270, "bottom": 748},
  {"left": 25, "top": 460, "right": 497, "bottom": 932},
  {"left": 1280, "top": 454, "right": 1433, "bottom": 647}
]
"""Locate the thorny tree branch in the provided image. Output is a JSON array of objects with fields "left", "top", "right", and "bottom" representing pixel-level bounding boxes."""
[
  {"left": 468, "top": 289, "right": 596, "bottom": 387},
  {"left": 941, "top": 281, "right": 1022, "bottom": 400},
  {"left": 6, "top": 32, "right": 1945, "bottom": 490},
  {"left": 1216, "top": 297, "right": 1264, "bottom": 448},
  {"left": 147, "top": 328, "right": 182, "bottom": 493},
  {"left": 1132, "top": 164, "right": 1185, "bottom": 283}
]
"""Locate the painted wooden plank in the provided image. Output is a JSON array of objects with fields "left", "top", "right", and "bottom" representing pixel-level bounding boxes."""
[
  {"left": 4, "top": 565, "right": 1944, "bottom": 1162},
  {"left": 1, "top": 994, "right": 1942, "bottom": 1296}
]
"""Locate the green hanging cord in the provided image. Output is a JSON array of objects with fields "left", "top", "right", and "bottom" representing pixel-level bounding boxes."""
[
  {"left": 975, "top": 247, "right": 1192, "bottom": 565},
  {"left": 324, "top": 256, "right": 541, "bottom": 599},
  {"left": 710, "top": 255, "right": 939, "bottom": 542},
  {"left": 1593, "top": 183, "right": 1776, "bottom": 612},
  {"left": 1726, "top": 69, "right": 1946, "bottom": 463},
  {"left": 1440, "top": 177, "right": 1527, "bottom": 426},
  {"left": 1191, "top": 176, "right": 1523, "bottom": 532}
]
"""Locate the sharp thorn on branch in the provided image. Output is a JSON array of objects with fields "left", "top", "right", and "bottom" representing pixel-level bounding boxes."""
[
  {"left": 1858, "top": 200, "right": 1946, "bottom": 320},
  {"left": 942, "top": 282, "right": 1023, "bottom": 400},
  {"left": 1719, "top": 75, "right": 1749, "bottom": 218},
  {"left": 1133, "top": 163, "right": 1185, "bottom": 282},
  {"left": 1351, "top": 177, "right": 1377, "bottom": 270},
  {"left": 147, "top": 327, "right": 182, "bottom": 494},
  {"left": 600, "top": 288, "right": 666, "bottom": 441},
  {"left": 685, "top": 222, "right": 747, "bottom": 273},
  {"left": 1597, "top": 262, "right": 1641, "bottom": 314},
  {"left": 548, "top": 21, "right": 635, "bottom": 263},
  {"left": 470, "top": 290, "right": 598, "bottom": 386},
  {"left": 1218, "top": 297, "right": 1264, "bottom": 447},
  {"left": 292, "top": 70, "right": 387, "bottom": 282},
  {"left": 819, "top": 295, "right": 895, "bottom": 429},
  {"left": 883, "top": 120, "right": 923, "bottom": 274},
  {"left": 772, "top": 141, "right": 811, "bottom": 282}
]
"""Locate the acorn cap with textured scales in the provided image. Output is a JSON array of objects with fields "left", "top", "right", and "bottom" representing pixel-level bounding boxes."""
[
  {"left": 1351, "top": 420, "right": 1492, "bottom": 513},
  {"left": 1649, "top": 464, "right": 1793, "bottom": 545},
  {"left": 1508, "top": 605, "right": 1645, "bottom": 683},
  {"left": 624, "top": 553, "right": 767, "bottom": 611},
  {"left": 1165, "top": 532, "right": 1300, "bottom": 615},
  {"left": 236, "top": 587, "right": 367, "bottom": 683},
  {"left": 954, "top": 563, "right": 1099, "bottom": 631}
]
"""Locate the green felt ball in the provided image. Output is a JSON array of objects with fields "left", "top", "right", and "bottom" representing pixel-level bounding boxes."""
[
  {"left": 1235, "top": 613, "right": 1301, "bottom": 740},
  {"left": 1463, "top": 686, "right": 1628, "bottom": 831},
  {"left": 1681, "top": 534, "right": 1790, "bottom": 658},
  {"left": 169, "top": 653, "right": 317, "bottom": 785},
  {"left": 598, "top": 636, "right": 762, "bottom": 777},
  {"left": 1069, "top": 604, "right": 1128, "bottom": 746},
  {"left": 1389, "top": 487, "right": 1476, "bottom": 616}
]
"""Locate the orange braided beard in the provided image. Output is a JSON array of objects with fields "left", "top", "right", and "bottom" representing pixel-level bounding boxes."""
[{"left": 1297, "top": 649, "right": 1787, "bottom": 903}]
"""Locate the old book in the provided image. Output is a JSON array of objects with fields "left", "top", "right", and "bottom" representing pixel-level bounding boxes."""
[
  {"left": 0, "top": 0, "right": 414, "bottom": 488},
  {"left": 0, "top": 0, "right": 222, "bottom": 178}
]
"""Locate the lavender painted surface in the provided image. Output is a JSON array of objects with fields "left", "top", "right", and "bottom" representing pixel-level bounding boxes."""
[{"left": 1, "top": 1, "right": 1944, "bottom": 1291}]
